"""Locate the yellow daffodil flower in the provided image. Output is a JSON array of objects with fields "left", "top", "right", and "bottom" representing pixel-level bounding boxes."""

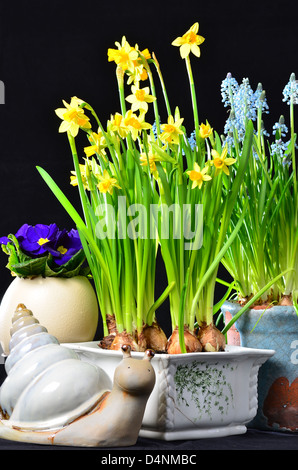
[
  {"left": 140, "top": 146, "right": 161, "bottom": 175},
  {"left": 84, "top": 145, "right": 99, "bottom": 158},
  {"left": 126, "top": 85, "right": 156, "bottom": 113},
  {"left": 127, "top": 64, "right": 148, "bottom": 85},
  {"left": 187, "top": 162, "right": 212, "bottom": 189},
  {"left": 69, "top": 96, "right": 85, "bottom": 107},
  {"left": 84, "top": 130, "right": 107, "bottom": 158},
  {"left": 123, "top": 47, "right": 151, "bottom": 84},
  {"left": 70, "top": 163, "right": 91, "bottom": 190},
  {"left": 140, "top": 153, "right": 157, "bottom": 172},
  {"left": 199, "top": 121, "right": 213, "bottom": 139},
  {"left": 55, "top": 97, "right": 91, "bottom": 137},
  {"left": 108, "top": 36, "right": 139, "bottom": 73},
  {"left": 108, "top": 112, "right": 129, "bottom": 139},
  {"left": 160, "top": 115, "right": 184, "bottom": 145},
  {"left": 137, "top": 48, "right": 151, "bottom": 61},
  {"left": 172, "top": 23, "right": 205, "bottom": 59},
  {"left": 97, "top": 170, "right": 121, "bottom": 195},
  {"left": 123, "top": 110, "right": 152, "bottom": 141},
  {"left": 210, "top": 147, "right": 236, "bottom": 176}
]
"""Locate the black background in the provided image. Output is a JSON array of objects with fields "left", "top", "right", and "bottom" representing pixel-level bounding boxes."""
[{"left": 0, "top": 0, "right": 297, "bottom": 338}]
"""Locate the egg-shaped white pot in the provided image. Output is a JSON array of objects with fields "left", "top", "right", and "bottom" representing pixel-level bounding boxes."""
[{"left": 0, "top": 276, "right": 99, "bottom": 355}]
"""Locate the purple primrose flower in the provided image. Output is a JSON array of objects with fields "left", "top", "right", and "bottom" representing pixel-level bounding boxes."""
[
  {"left": 47, "top": 228, "right": 83, "bottom": 265},
  {"left": 0, "top": 224, "right": 82, "bottom": 266},
  {"left": 15, "top": 223, "right": 60, "bottom": 256},
  {"left": 0, "top": 236, "right": 10, "bottom": 245}
]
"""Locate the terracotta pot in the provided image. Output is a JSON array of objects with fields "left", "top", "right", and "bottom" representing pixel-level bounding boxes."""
[
  {"left": 0, "top": 276, "right": 99, "bottom": 355},
  {"left": 63, "top": 341, "right": 273, "bottom": 440},
  {"left": 222, "top": 300, "right": 298, "bottom": 433}
]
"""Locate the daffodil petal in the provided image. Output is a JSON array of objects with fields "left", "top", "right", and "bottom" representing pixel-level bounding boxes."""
[
  {"left": 191, "top": 44, "right": 201, "bottom": 57},
  {"left": 172, "top": 37, "right": 183, "bottom": 46},
  {"left": 190, "top": 22, "right": 199, "bottom": 34},
  {"left": 201, "top": 166, "right": 209, "bottom": 175},
  {"left": 58, "top": 121, "right": 70, "bottom": 133},
  {"left": 55, "top": 108, "right": 67, "bottom": 119},
  {"left": 221, "top": 147, "right": 228, "bottom": 158},
  {"left": 224, "top": 158, "right": 237, "bottom": 165},
  {"left": 180, "top": 43, "right": 191, "bottom": 59},
  {"left": 69, "top": 122, "right": 79, "bottom": 137}
]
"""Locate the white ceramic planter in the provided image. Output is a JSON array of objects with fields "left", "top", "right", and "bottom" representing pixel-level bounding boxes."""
[
  {"left": 0, "top": 276, "right": 99, "bottom": 355},
  {"left": 63, "top": 341, "right": 274, "bottom": 440}
]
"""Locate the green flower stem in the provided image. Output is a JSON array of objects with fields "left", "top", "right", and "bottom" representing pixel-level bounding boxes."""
[
  {"left": 36, "top": 166, "right": 116, "bottom": 336},
  {"left": 178, "top": 269, "right": 190, "bottom": 354},
  {"left": 185, "top": 55, "right": 200, "bottom": 144},
  {"left": 116, "top": 66, "right": 127, "bottom": 116},
  {"left": 146, "top": 281, "right": 175, "bottom": 325},
  {"left": 77, "top": 228, "right": 109, "bottom": 336},
  {"left": 190, "top": 201, "right": 247, "bottom": 322},
  {"left": 177, "top": 165, "right": 185, "bottom": 297},
  {"left": 142, "top": 55, "right": 161, "bottom": 135},
  {"left": 152, "top": 54, "right": 172, "bottom": 117},
  {"left": 290, "top": 97, "right": 297, "bottom": 200},
  {"left": 67, "top": 133, "right": 91, "bottom": 230},
  {"left": 37, "top": 163, "right": 125, "bottom": 334}
]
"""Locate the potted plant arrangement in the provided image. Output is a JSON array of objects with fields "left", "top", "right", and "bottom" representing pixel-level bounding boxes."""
[
  {"left": 220, "top": 73, "right": 298, "bottom": 432},
  {"left": 0, "top": 223, "right": 99, "bottom": 354},
  {"left": 31, "top": 23, "right": 276, "bottom": 440}
]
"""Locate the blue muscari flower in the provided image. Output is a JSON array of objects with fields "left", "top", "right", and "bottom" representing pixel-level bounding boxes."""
[
  {"left": 272, "top": 116, "right": 288, "bottom": 137},
  {"left": 221, "top": 74, "right": 270, "bottom": 147},
  {"left": 221, "top": 73, "right": 239, "bottom": 108},
  {"left": 271, "top": 139, "right": 288, "bottom": 160},
  {"left": 223, "top": 78, "right": 256, "bottom": 143},
  {"left": 254, "top": 83, "right": 269, "bottom": 115},
  {"left": 282, "top": 73, "right": 298, "bottom": 105},
  {"left": 271, "top": 115, "right": 291, "bottom": 164},
  {"left": 151, "top": 121, "right": 158, "bottom": 139},
  {"left": 188, "top": 130, "right": 196, "bottom": 150},
  {"left": 234, "top": 78, "right": 257, "bottom": 124}
]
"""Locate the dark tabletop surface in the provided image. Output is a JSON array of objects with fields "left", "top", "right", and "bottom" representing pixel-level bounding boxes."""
[{"left": 0, "top": 364, "right": 297, "bottom": 453}]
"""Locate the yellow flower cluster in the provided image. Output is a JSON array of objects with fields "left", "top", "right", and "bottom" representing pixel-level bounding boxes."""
[
  {"left": 187, "top": 146, "right": 236, "bottom": 190},
  {"left": 108, "top": 37, "right": 151, "bottom": 83},
  {"left": 108, "top": 110, "right": 152, "bottom": 142},
  {"left": 55, "top": 24, "right": 237, "bottom": 194}
]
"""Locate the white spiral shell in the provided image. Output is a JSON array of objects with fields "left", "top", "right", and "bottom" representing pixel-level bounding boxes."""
[{"left": 0, "top": 304, "right": 111, "bottom": 431}]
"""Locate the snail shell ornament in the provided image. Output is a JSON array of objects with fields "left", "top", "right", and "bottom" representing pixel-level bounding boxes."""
[{"left": 0, "top": 304, "right": 156, "bottom": 447}]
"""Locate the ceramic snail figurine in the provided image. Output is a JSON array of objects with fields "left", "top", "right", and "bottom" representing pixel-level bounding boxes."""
[{"left": 0, "top": 304, "right": 156, "bottom": 447}]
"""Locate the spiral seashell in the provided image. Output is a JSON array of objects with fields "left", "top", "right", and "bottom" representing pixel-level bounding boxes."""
[
  {"left": 0, "top": 303, "right": 111, "bottom": 430},
  {"left": 0, "top": 304, "right": 156, "bottom": 447}
]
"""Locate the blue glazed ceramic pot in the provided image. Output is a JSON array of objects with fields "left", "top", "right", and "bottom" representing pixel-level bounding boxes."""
[{"left": 222, "top": 301, "right": 298, "bottom": 432}]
